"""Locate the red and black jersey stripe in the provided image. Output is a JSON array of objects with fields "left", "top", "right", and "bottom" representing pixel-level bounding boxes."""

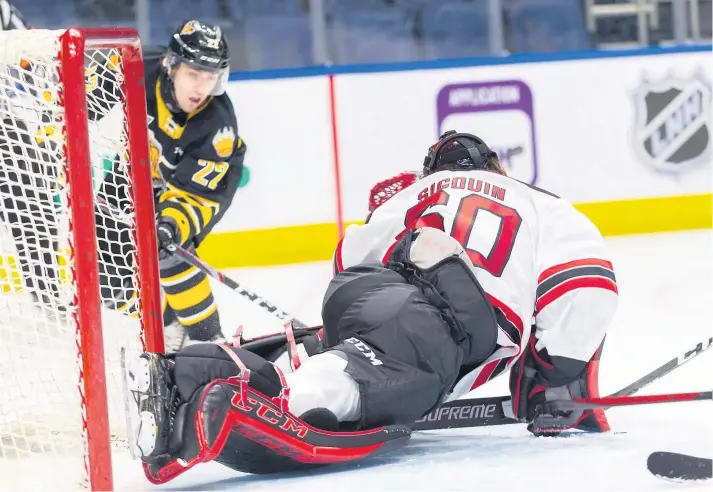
[
  {"left": 536, "top": 258, "right": 617, "bottom": 313},
  {"left": 463, "top": 295, "right": 524, "bottom": 393},
  {"left": 332, "top": 238, "right": 345, "bottom": 277},
  {"left": 488, "top": 294, "right": 524, "bottom": 347}
]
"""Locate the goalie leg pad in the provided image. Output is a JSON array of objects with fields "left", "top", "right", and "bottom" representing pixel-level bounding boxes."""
[
  {"left": 153, "top": 381, "right": 320, "bottom": 476},
  {"left": 143, "top": 346, "right": 412, "bottom": 484},
  {"left": 146, "top": 379, "right": 412, "bottom": 483},
  {"left": 200, "top": 382, "right": 326, "bottom": 475},
  {"left": 173, "top": 343, "right": 284, "bottom": 401},
  {"left": 239, "top": 325, "right": 324, "bottom": 365},
  {"left": 142, "top": 344, "right": 286, "bottom": 484}
]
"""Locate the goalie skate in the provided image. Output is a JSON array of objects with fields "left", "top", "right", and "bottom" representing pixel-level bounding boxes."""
[{"left": 121, "top": 348, "right": 179, "bottom": 460}]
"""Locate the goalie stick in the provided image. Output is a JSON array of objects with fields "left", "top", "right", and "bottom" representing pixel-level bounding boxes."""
[
  {"left": 647, "top": 452, "right": 712, "bottom": 481},
  {"left": 413, "top": 337, "right": 713, "bottom": 431},
  {"left": 412, "top": 390, "right": 712, "bottom": 431}
]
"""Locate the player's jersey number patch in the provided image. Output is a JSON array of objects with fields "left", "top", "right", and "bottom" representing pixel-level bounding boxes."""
[
  {"left": 404, "top": 192, "right": 521, "bottom": 277},
  {"left": 192, "top": 159, "right": 229, "bottom": 190}
]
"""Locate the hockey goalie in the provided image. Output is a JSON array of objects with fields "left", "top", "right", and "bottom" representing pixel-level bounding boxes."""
[{"left": 123, "top": 130, "right": 620, "bottom": 484}]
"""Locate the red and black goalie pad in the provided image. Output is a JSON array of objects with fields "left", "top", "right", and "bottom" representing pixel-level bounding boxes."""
[{"left": 143, "top": 379, "right": 412, "bottom": 484}]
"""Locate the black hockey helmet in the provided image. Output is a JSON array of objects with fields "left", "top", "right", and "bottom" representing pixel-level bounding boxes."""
[
  {"left": 422, "top": 130, "right": 499, "bottom": 175},
  {"left": 162, "top": 20, "right": 230, "bottom": 96}
]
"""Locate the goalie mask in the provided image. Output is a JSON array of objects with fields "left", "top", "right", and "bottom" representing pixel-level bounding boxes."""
[
  {"left": 422, "top": 130, "right": 499, "bottom": 176},
  {"left": 161, "top": 20, "right": 230, "bottom": 109}
]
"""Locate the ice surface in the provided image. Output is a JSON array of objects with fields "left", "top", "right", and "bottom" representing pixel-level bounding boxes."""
[{"left": 97, "top": 230, "right": 713, "bottom": 490}]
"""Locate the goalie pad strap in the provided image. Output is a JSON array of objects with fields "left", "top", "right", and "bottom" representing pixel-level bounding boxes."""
[{"left": 217, "top": 342, "right": 291, "bottom": 412}]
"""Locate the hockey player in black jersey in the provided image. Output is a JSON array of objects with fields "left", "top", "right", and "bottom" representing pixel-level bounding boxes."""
[
  {"left": 97, "top": 21, "right": 246, "bottom": 350},
  {"left": 141, "top": 21, "right": 246, "bottom": 350},
  {"left": 1, "top": 20, "right": 246, "bottom": 348}
]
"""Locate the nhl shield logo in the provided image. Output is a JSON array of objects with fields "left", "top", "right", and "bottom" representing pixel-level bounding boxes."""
[{"left": 633, "top": 72, "right": 711, "bottom": 173}]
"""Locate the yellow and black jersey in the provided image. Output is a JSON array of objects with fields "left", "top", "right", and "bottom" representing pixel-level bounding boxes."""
[{"left": 145, "top": 66, "right": 246, "bottom": 247}]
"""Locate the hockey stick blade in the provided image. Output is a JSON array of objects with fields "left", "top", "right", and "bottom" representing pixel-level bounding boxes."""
[
  {"left": 167, "top": 244, "right": 308, "bottom": 329},
  {"left": 647, "top": 452, "right": 712, "bottom": 481}
]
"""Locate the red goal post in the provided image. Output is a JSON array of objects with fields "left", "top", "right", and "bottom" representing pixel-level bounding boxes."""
[
  {"left": 62, "top": 27, "right": 164, "bottom": 490},
  {"left": 0, "top": 27, "right": 163, "bottom": 490}
]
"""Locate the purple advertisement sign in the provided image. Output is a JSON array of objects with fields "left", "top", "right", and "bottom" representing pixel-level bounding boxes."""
[{"left": 436, "top": 80, "right": 539, "bottom": 184}]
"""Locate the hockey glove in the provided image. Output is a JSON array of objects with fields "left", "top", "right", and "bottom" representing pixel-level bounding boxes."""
[
  {"left": 156, "top": 216, "right": 180, "bottom": 260},
  {"left": 509, "top": 335, "right": 610, "bottom": 436},
  {"left": 366, "top": 171, "right": 419, "bottom": 220}
]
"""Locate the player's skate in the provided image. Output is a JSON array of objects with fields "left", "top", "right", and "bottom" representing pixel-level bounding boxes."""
[
  {"left": 163, "top": 319, "right": 226, "bottom": 354},
  {"left": 162, "top": 321, "right": 188, "bottom": 354},
  {"left": 121, "top": 349, "right": 180, "bottom": 461}
]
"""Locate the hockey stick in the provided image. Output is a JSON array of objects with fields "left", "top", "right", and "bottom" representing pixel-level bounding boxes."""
[
  {"left": 647, "top": 452, "right": 713, "bottom": 481},
  {"left": 412, "top": 390, "right": 713, "bottom": 431},
  {"left": 94, "top": 197, "right": 309, "bottom": 329},
  {"left": 413, "top": 395, "right": 516, "bottom": 430},
  {"left": 512, "top": 390, "right": 711, "bottom": 434},
  {"left": 413, "top": 337, "right": 713, "bottom": 431},
  {"left": 610, "top": 336, "right": 713, "bottom": 396},
  {"left": 550, "top": 390, "right": 712, "bottom": 411},
  {"left": 165, "top": 244, "right": 308, "bottom": 329}
]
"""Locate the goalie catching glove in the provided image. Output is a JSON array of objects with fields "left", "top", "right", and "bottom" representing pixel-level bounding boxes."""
[{"left": 366, "top": 171, "right": 420, "bottom": 220}]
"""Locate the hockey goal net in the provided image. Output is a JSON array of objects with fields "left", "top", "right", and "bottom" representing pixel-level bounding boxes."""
[{"left": 0, "top": 28, "right": 163, "bottom": 490}]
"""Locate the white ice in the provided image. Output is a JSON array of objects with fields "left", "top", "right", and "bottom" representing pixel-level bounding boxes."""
[{"left": 112, "top": 229, "right": 713, "bottom": 491}]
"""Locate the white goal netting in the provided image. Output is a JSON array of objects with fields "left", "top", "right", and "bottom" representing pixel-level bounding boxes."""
[{"left": 0, "top": 29, "right": 158, "bottom": 490}]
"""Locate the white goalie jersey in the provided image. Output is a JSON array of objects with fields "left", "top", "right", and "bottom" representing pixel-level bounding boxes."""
[{"left": 335, "top": 170, "right": 619, "bottom": 399}]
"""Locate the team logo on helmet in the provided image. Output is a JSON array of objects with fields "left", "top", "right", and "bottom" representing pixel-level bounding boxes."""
[
  {"left": 212, "top": 127, "right": 235, "bottom": 158},
  {"left": 203, "top": 26, "right": 222, "bottom": 50},
  {"left": 632, "top": 71, "right": 711, "bottom": 174},
  {"left": 180, "top": 20, "right": 199, "bottom": 36}
]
